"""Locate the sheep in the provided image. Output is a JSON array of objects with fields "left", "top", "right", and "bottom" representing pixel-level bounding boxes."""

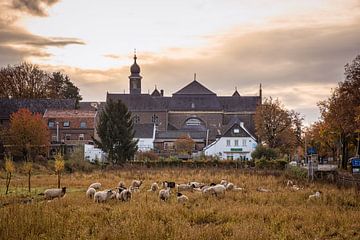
[
  {"left": 308, "top": 191, "right": 321, "bottom": 200},
  {"left": 86, "top": 187, "right": 96, "bottom": 199},
  {"left": 89, "top": 182, "right": 102, "bottom": 190},
  {"left": 118, "top": 181, "right": 126, "bottom": 189},
  {"left": 163, "top": 181, "right": 176, "bottom": 189},
  {"left": 129, "top": 186, "right": 140, "bottom": 193},
  {"left": 177, "top": 183, "right": 194, "bottom": 192},
  {"left": 286, "top": 180, "right": 294, "bottom": 187},
  {"left": 94, "top": 190, "right": 113, "bottom": 203},
  {"left": 148, "top": 182, "right": 159, "bottom": 192},
  {"left": 233, "top": 187, "right": 245, "bottom": 192},
  {"left": 220, "top": 179, "right": 228, "bottom": 187},
  {"left": 226, "top": 182, "right": 235, "bottom": 191},
  {"left": 203, "top": 184, "right": 226, "bottom": 197},
  {"left": 256, "top": 187, "right": 272, "bottom": 193},
  {"left": 159, "top": 187, "right": 171, "bottom": 201},
  {"left": 117, "top": 189, "right": 132, "bottom": 202},
  {"left": 110, "top": 190, "right": 117, "bottom": 199},
  {"left": 43, "top": 187, "right": 67, "bottom": 200},
  {"left": 131, "top": 180, "right": 143, "bottom": 189},
  {"left": 189, "top": 181, "right": 202, "bottom": 188},
  {"left": 291, "top": 185, "right": 301, "bottom": 191},
  {"left": 177, "top": 192, "right": 189, "bottom": 204}
]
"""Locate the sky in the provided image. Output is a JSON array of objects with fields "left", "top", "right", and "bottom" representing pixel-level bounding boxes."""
[{"left": 1, "top": 0, "right": 360, "bottom": 125}]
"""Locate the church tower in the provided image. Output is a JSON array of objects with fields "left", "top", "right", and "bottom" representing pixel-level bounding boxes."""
[{"left": 129, "top": 52, "right": 142, "bottom": 94}]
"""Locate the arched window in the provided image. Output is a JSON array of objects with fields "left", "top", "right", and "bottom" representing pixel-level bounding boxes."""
[
  {"left": 133, "top": 115, "right": 140, "bottom": 124},
  {"left": 185, "top": 118, "right": 202, "bottom": 126},
  {"left": 151, "top": 114, "right": 159, "bottom": 124}
]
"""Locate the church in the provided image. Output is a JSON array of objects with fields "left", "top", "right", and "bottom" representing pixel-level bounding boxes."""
[{"left": 106, "top": 54, "right": 261, "bottom": 158}]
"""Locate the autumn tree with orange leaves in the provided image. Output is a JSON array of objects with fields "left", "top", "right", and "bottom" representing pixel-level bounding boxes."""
[
  {"left": 8, "top": 108, "right": 49, "bottom": 161},
  {"left": 175, "top": 135, "right": 195, "bottom": 155}
]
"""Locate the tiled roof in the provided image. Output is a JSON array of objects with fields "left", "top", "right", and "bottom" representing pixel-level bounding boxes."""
[
  {"left": 43, "top": 109, "right": 97, "bottom": 118},
  {"left": 218, "top": 96, "right": 260, "bottom": 112},
  {"left": 0, "top": 98, "right": 76, "bottom": 119},
  {"left": 106, "top": 93, "right": 169, "bottom": 111},
  {"left": 169, "top": 95, "right": 222, "bottom": 111},
  {"left": 78, "top": 101, "right": 105, "bottom": 111},
  {"left": 134, "top": 123, "right": 155, "bottom": 138},
  {"left": 155, "top": 130, "right": 207, "bottom": 140},
  {"left": 173, "top": 80, "right": 216, "bottom": 95}
]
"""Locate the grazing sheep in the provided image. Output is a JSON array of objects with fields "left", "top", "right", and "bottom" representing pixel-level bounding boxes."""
[
  {"left": 43, "top": 187, "right": 67, "bottom": 200},
  {"left": 89, "top": 182, "right": 102, "bottom": 190},
  {"left": 226, "top": 182, "right": 235, "bottom": 191},
  {"left": 163, "top": 181, "right": 176, "bottom": 189},
  {"left": 257, "top": 187, "right": 272, "bottom": 193},
  {"left": 94, "top": 190, "right": 113, "bottom": 203},
  {"left": 177, "top": 192, "right": 189, "bottom": 204},
  {"left": 148, "top": 182, "right": 159, "bottom": 192},
  {"left": 286, "top": 180, "right": 294, "bottom": 187},
  {"left": 159, "top": 187, "right": 171, "bottom": 201},
  {"left": 203, "top": 184, "right": 226, "bottom": 197},
  {"left": 291, "top": 185, "right": 301, "bottom": 191},
  {"left": 110, "top": 190, "right": 117, "bottom": 199},
  {"left": 131, "top": 180, "right": 143, "bottom": 188},
  {"left": 308, "top": 191, "right": 321, "bottom": 200},
  {"left": 118, "top": 181, "right": 126, "bottom": 189},
  {"left": 233, "top": 187, "right": 245, "bottom": 192},
  {"left": 220, "top": 179, "right": 228, "bottom": 187},
  {"left": 117, "top": 189, "right": 132, "bottom": 202},
  {"left": 129, "top": 186, "right": 140, "bottom": 193},
  {"left": 177, "top": 183, "right": 194, "bottom": 192},
  {"left": 86, "top": 187, "right": 96, "bottom": 199},
  {"left": 189, "top": 181, "right": 202, "bottom": 188}
]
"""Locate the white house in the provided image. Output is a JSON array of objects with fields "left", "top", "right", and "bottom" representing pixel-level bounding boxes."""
[
  {"left": 204, "top": 120, "right": 257, "bottom": 160},
  {"left": 134, "top": 123, "right": 156, "bottom": 151},
  {"left": 84, "top": 144, "right": 107, "bottom": 163}
]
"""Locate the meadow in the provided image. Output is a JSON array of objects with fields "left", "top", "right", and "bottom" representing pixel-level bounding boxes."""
[{"left": 1, "top": 167, "right": 360, "bottom": 240}]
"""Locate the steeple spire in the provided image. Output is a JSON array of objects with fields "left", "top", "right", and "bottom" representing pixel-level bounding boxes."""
[{"left": 129, "top": 50, "right": 142, "bottom": 94}]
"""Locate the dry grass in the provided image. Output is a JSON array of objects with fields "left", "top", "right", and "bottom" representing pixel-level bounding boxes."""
[{"left": 1, "top": 168, "right": 360, "bottom": 240}]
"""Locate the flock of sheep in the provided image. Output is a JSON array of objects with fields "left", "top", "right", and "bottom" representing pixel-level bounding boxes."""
[{"left": 39, "top": 179, "right": 322, "bottom": 203}]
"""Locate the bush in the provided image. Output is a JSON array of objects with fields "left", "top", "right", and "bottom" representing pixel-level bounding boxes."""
[
  {"left": 255, "top": 158, "right": 288, "bottom": 170},
  {"left": 65, "top": 158, "right": 98, "bottom": 173},
  {"left": 251, "top": 145, "right": 279, "bottom": 160},
  {"left": 284, "top": 166, "right": 308, "bottom": 180},
  {"left": 136, "top": 151, "right": 159, "bottom": 161}
]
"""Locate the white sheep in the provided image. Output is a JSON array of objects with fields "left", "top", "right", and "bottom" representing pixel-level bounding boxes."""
[
  {"left": 226, "top": 182, "right": 235, "bottom": 191},
  {"left": 86, "top": 187, "right": 96, "bottom": 199},
  {"left": 291, "top": 185, "right": 301, "bottom": 191},
  {"left": 233, "top": 187, "right": 245, "bottom": 192},
  {"left": 43, "top": 187, "right": 67, "bottom": 200},
  {"left": 220, "top": 179, "right": 228, "bottom": 187},
  {"left": 148, "top": 182, "right": 159, "bottom": 192},
  {"left": 159, "top": 187, "right": 171, "bottom": 201},
  {"left": 177, "top": 192, "right": 189, "bottom": 204},
  {"left": 89, "top": 182, "right": 102, "bottom": 190},
  {"left": 257, "top": 187, "right": 272, "bottom": 193},
  {"left": 94, "top": 189, "right": 113, "bottom": 203},
  {"left": 117, "top": 189, "right": 132, "bottom": 202},
  {"left": 177, "top": 183, "right": 194, "bottom": 192},
  {"left": 286, "top": 180, "right": 294, "bottom": 187},
  {"left": 203, "top": 184, "right": 226, "bottom": 197},
  {"left": 308, "top": 191, "right": 321, "bottom": 200},
  {"left": 189, "top": 181, "right": 202, "bottom": 188},
  {"left": 131, "top": 180, "right": 143, "bottom": 188}
]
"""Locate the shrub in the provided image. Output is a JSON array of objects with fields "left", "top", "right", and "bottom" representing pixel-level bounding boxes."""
[
  {"left": 251, "top": 145, "right": 279, "bottom": 160},
  {"left": 136, "top": 151, "right": 159, "bottom": 161},
  {"left": 284, "top": 166, "right": 308, "bottom": 181}
]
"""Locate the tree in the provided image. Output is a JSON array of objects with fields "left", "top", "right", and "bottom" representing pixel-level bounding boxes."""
[
  {"left": 95, "top": 99, "right": 138, "bottom": 164},
  {"left": 251, "top": 144, "right": 279, "bottom": 160},
  {"left": 317, "top": 54, "right": 360, "bottom": 168},
  {"left": 175, "top": 135, "right": 195, "bottom": 155},
  {"left": 255, "top": 97, "right": 302, "bottom": 154},
  {"left": 23, "top": 162, "right": 33, "bottom": 193},
  {"left": 4, "top": 154, "right": 15, "bottom": 195},
  {"left": 54, "top": 153, "right": 65, "bottom": 188},
  {"left": 0, "top": 62, "right": 82, "bottom": 106},
  {"left": 8, "top": 108, "right": 49, "bottom": 161}
]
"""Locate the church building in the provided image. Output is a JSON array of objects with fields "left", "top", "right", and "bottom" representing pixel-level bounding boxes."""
[{"left": 106, "top": 54, "right": 262, "bottom": 156}]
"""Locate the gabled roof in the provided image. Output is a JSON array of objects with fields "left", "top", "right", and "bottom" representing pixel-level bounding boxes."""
[
  {"left": 222, "top": 118, "right": 256, "bottom": 140},
  {"left": 134, "top": 123, "right": 155, "bottom": 138},
  {"left": 232, "top": 90, "right": 240, "bottom": 97},
  {"left": 173, "top": 80, "right": 216, "bottom": 95},
  {"left": 151, "top": 88, "right": 161, "bottom": 97}
]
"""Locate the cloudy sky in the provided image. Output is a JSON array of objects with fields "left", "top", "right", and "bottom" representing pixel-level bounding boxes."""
[{"left": 1, "top": 0, "right": 360, "bottom": 124}]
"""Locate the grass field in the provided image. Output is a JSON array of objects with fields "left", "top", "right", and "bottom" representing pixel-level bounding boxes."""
[{"left": 1, "top": 168, "right": 360, "bottom": 240}]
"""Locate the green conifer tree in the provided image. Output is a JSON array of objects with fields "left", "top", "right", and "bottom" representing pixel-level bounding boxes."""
[{"left": 95, "top": 99, "right": 138, "bottom": 164}]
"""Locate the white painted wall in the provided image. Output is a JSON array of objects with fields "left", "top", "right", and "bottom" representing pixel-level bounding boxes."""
[
  {"left": 136, "top": 138, "right": 154, "bottom": 151},
  {"left": 84, "top": 144, "right": 106, "bottom": 163},
  {"left": 204, "top": 137, "right": 257, "bottom": 160}
]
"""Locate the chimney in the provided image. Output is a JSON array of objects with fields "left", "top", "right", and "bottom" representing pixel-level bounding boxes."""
[{"left": 160, "top": 89, "right": 164, "bottom": 96}]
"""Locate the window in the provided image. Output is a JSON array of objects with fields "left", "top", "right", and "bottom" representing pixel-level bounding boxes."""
[
  {"left": 79, "top": 134, "right": 84, "bottom": 141},
  {"left": 133, "top": 115, "right": 140, "bottom": 124},
  {"left": 227, "top": 155, "right": 234, "bottom": 160},
  {"left": 48, "top": 121, "right": 55, "bottom": 128},
  {"left": 63, "top": 121, "right": 70, "bottom": 127},
  {"left": 242, "top": 139, "right": 247, "bottom": 147},
  {"left": 234, "top": 128, "right": 240, "bottom": 133},
  {"left": 234, "top": 140, "right": 239, "bottom": 146},
  {"left": 226, "top": 139, "right": 231, "bottom": 146},
  {"left": 80, "top": 122, "right": 87, "bottom": 128},
  {"left": 186, "top": 118, "right": 201, "bottom": 126},
  {"left": 65, "top": 134, "right": 71, "bottom": 140},
  {"left": 151, "top": 114, "right": 159, "bottom": 124}
]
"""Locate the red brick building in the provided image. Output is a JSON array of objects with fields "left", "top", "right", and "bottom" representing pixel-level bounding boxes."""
[{"left": 43, "top": 109, "right": 97, "bottom": 145}]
